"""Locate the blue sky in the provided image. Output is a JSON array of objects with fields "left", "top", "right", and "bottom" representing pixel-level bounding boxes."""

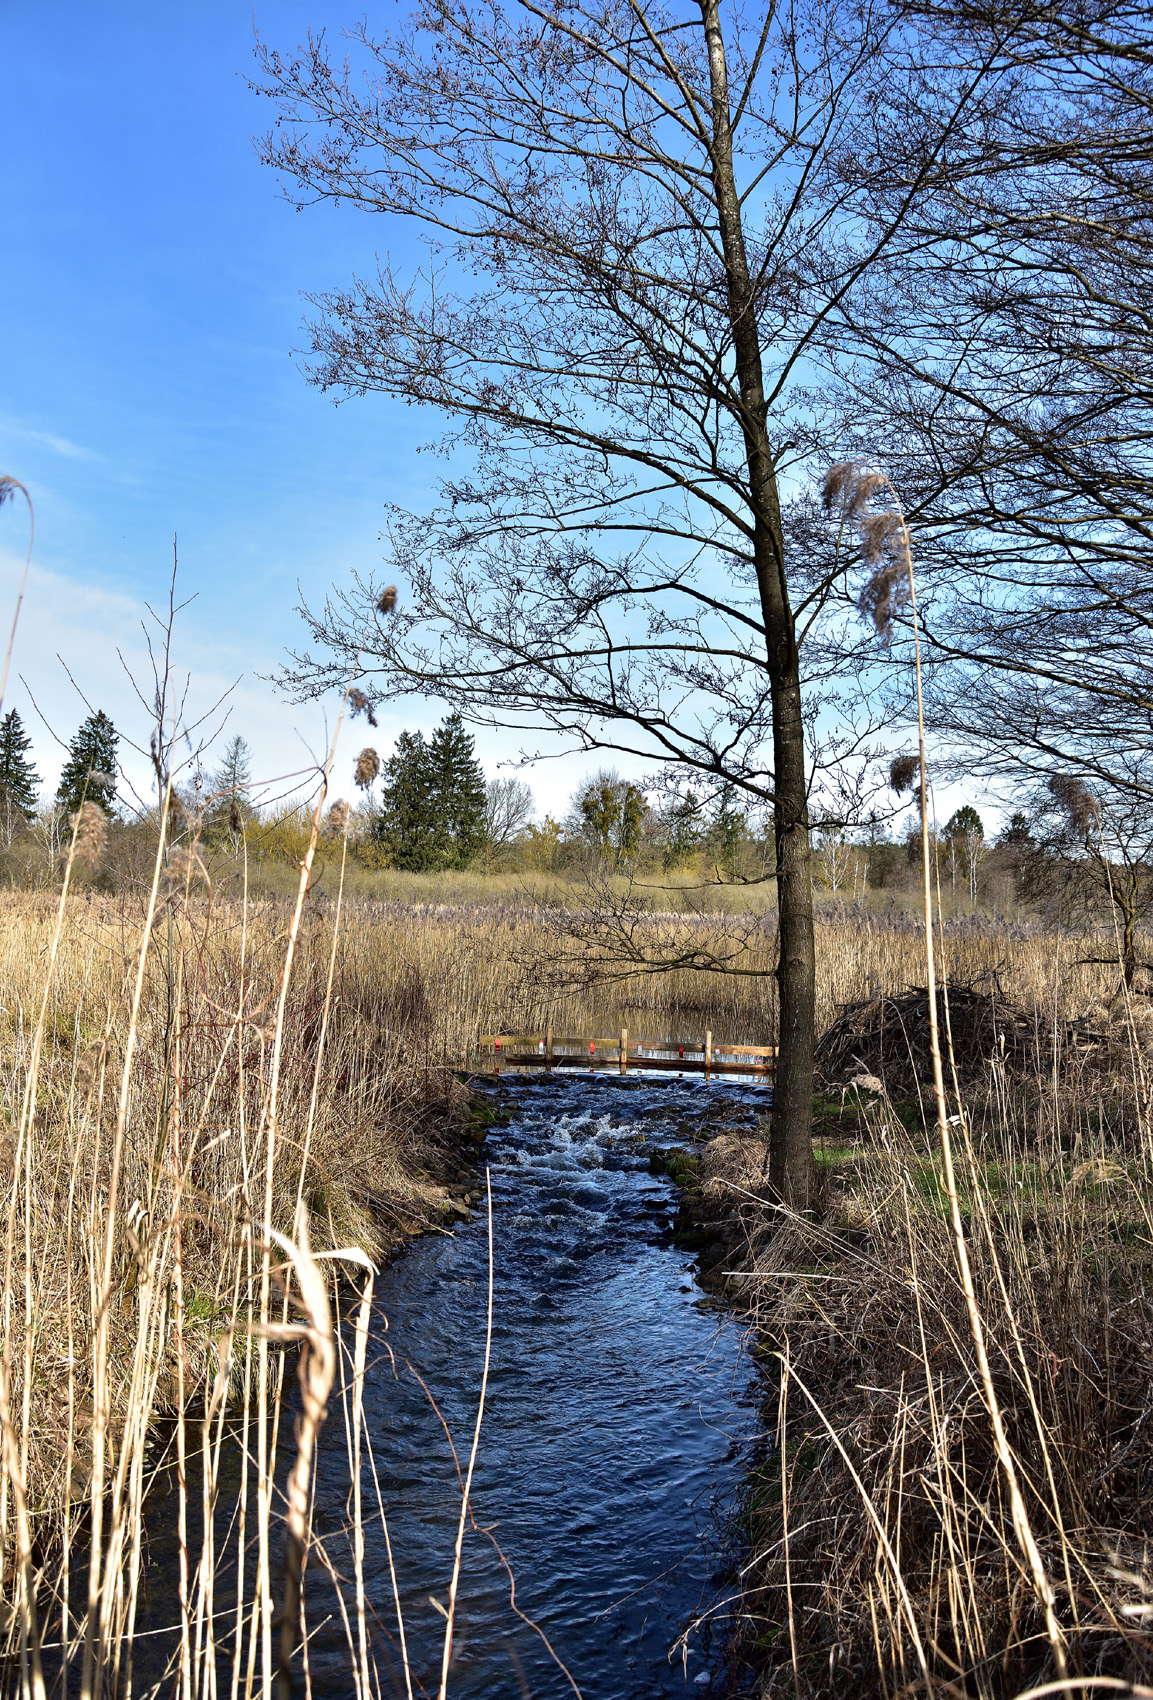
[
  {"left": 2, "top": 2, "right": 977, "bottom": 842},
  {"left": 1, "top": 0, "right": 592, "bottom": 816}
]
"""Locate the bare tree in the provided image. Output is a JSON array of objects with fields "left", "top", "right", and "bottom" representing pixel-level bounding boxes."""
[
  {"left": 815, "top": 823, "right": 854, "bottom": 894},
  {"left": 256, "top": 0, "right": 994, "bottom": 1204},
  {"left": 833, "top": 0, "right": 1153, "bottom": 821},
  {"left": 483, "top": 774, "right": 535, "bottom": 863},
  {"left": 1019, "top": 777, "right": 1153, "bottom": 994}
]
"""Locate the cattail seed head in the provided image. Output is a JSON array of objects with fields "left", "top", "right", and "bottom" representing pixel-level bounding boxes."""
[
  {"left": 228, "top": 799, "right": 243, "bottom": 834},
  {"left": 376, "top": 585, "right": 398, "bottom": 616},
  {"left": 70, "top": 802, "right": 106, "bottom": 871},
  {"left": 354, "top": 747, "right": 380, "bottom": 789}
]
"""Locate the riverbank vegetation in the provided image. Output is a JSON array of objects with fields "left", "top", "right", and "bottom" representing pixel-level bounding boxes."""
[
  {"left": 716, "top": 976, "right": 1153, "bottom": 1698},
  {"left": 2, "top": 819, "right": 1149, "bottom": 1693}
]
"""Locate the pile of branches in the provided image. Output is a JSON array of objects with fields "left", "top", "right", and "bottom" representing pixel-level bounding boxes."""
[{"left": 814, "top": 981, "right": 1049, "bottom": 1094}]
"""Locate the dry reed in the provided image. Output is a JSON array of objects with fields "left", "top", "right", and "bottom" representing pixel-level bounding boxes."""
[{"left": 0, "top": 845, "right": 1142, "bottom": 1696}]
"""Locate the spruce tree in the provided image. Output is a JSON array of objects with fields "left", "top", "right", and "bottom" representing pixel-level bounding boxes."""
[
  {"left": 209, "top": 735, "right": 255, "bottom": 835},
  {"left": 377, "top": 715, "right": 488, "bottom": 869},
  {"left": 56, "top": 711, "right": 118, "bottom": 815},
  {"left": 0, "top": 710, "right": 39, "bottom": 819},
  {"left": 426, "top": 713, "right": 487, "bottom": 868},
  {"left": 705, "top": 784, "right": 747, "bottom": 874},
  {"left": 377, "top": 730, "right": 439, "bottom": 870}
]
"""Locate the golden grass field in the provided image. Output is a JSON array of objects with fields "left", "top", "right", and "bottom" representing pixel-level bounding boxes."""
[{"left": 0, "top": 831, "right": 1147, "bottom": 1696}]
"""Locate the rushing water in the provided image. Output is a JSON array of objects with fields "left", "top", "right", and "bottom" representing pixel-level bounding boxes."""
[{"left": 133, "top": 1071, "right": 766, "bottom": 1699}]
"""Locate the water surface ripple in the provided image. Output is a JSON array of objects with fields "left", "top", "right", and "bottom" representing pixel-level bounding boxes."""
[{"left": 305, "top": 1072, "right": 765, "bottom": 1699}]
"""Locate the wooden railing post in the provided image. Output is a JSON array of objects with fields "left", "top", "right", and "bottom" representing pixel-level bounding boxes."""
[
  {"left": 620, "top": 1027, "right": 628, "bottom": 1075},
  {"left": 546, "top": 1024, "right": 553, "bottom": 1074},
  {"left": 705, "top": 1029, "right": 712, "bottom": 1079}
]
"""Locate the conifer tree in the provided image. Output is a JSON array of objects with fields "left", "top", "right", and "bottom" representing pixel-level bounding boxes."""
[
  {"left": 56, "top": 711, "right": 118, "bottom": 815},
  {"left": 377, "top": 730, "right": 439, "bottom": 870},
  {"left": 209, "top": 735, "right": 255, "bottom": 836},
  {"left": 426, "top": 713, "right": 487, "bottom": 868},
  {"left": 705, "top": 784, "right": 747, "bottom": 875},
  {"left": 0, "top": 710, "right": 39, "bottom": 820},
  {"left": 377, "top": 714, "right": 489, "bottom": 869}
]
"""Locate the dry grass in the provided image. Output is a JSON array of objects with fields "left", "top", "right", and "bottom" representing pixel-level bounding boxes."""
[
  {"left": 0, "top": 837, "right": 479, "bottom": 1694},
  {"left": 685, "top": 935, "right": 1153, "bottom": 1697},
  {"left": 0, "top": 843, "right": 1143, "bottom": 1696},
  {"left": 723, "top": 1085, "right": 1153, "bottom": 1697}
]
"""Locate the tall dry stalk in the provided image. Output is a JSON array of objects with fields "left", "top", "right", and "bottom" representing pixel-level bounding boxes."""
[
  {"left": 825, "top": 461, "right": 1068, "bottom": 1678},
  {"left": 438, "top": 1169, "right": 494, "bottom": 1700}
]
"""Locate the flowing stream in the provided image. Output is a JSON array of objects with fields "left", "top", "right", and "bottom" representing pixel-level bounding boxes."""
[{"left": 135, "top": 1071, "right": 766, "bottom": 1698}]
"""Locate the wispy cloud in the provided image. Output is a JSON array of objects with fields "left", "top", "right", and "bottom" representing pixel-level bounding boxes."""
[{"left": 0, "top": 418, "right": 99, "bottom": 462}]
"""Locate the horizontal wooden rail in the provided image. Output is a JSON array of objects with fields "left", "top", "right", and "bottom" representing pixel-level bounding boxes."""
[
  {"left": 478, "top": 1035, "right": 777, "bottom": 1056},
  {"left": 493, "top": 1053, "right": 775, "bottom": 1077},
  {"left": 476, "top": 1028, "right": 776, "bottom": 1078}
]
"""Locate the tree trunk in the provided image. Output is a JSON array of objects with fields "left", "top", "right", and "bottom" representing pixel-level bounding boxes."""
[
  {"left": 701, "top": 0, "right": 815, "bottom": 1209},
  {"left": 768, "top": 666, "right": 817, "bottom": 1208},
  {"left": 1119, "top": 879, "right": 1138, "bottom": 990}
]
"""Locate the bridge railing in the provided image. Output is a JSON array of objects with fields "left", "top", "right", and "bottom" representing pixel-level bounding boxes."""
[{"left": 475, "top": 1028, "right": 776, "bottom": 1077}]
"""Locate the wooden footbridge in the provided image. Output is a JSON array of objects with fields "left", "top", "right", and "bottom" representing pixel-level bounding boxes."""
[{"left": 477, "top": 1029, "right": 777, "bottom": 1079}]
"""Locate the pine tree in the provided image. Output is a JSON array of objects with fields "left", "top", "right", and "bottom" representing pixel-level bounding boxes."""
[
  {"left": 377, "top": 730, "right": 439, "bottom": 870},
  {"left": 56, "top": 711, "right": 118, "bottom": 815},
  {"left": 0, "top": 710, "right": 40, "bottom": 820},
  {"left": 427, "top": 713, "right": 487, "bottom": 868}
]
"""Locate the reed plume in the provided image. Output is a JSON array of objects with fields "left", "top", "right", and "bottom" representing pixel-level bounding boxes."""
[
  {"left": 324, "top": 798, "right": 351, "bottom": 837},
  {"left": 1048, "top": 771, "right": 1101, "bottom": 834},
  {"left": 822, "top": 461, "right": 913, "bottom": 641},
  {"left": 348, "top": 688, "right": 378, "bottom": 728},
  {"left": 69, "top": 802, "right": 106, "bottom": 871},
  {"left": 354, "top": 748, "right": 380, "bottom": 789},
  {"left": 889, "top": 753, "right": 920, "bottom": 795}
]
